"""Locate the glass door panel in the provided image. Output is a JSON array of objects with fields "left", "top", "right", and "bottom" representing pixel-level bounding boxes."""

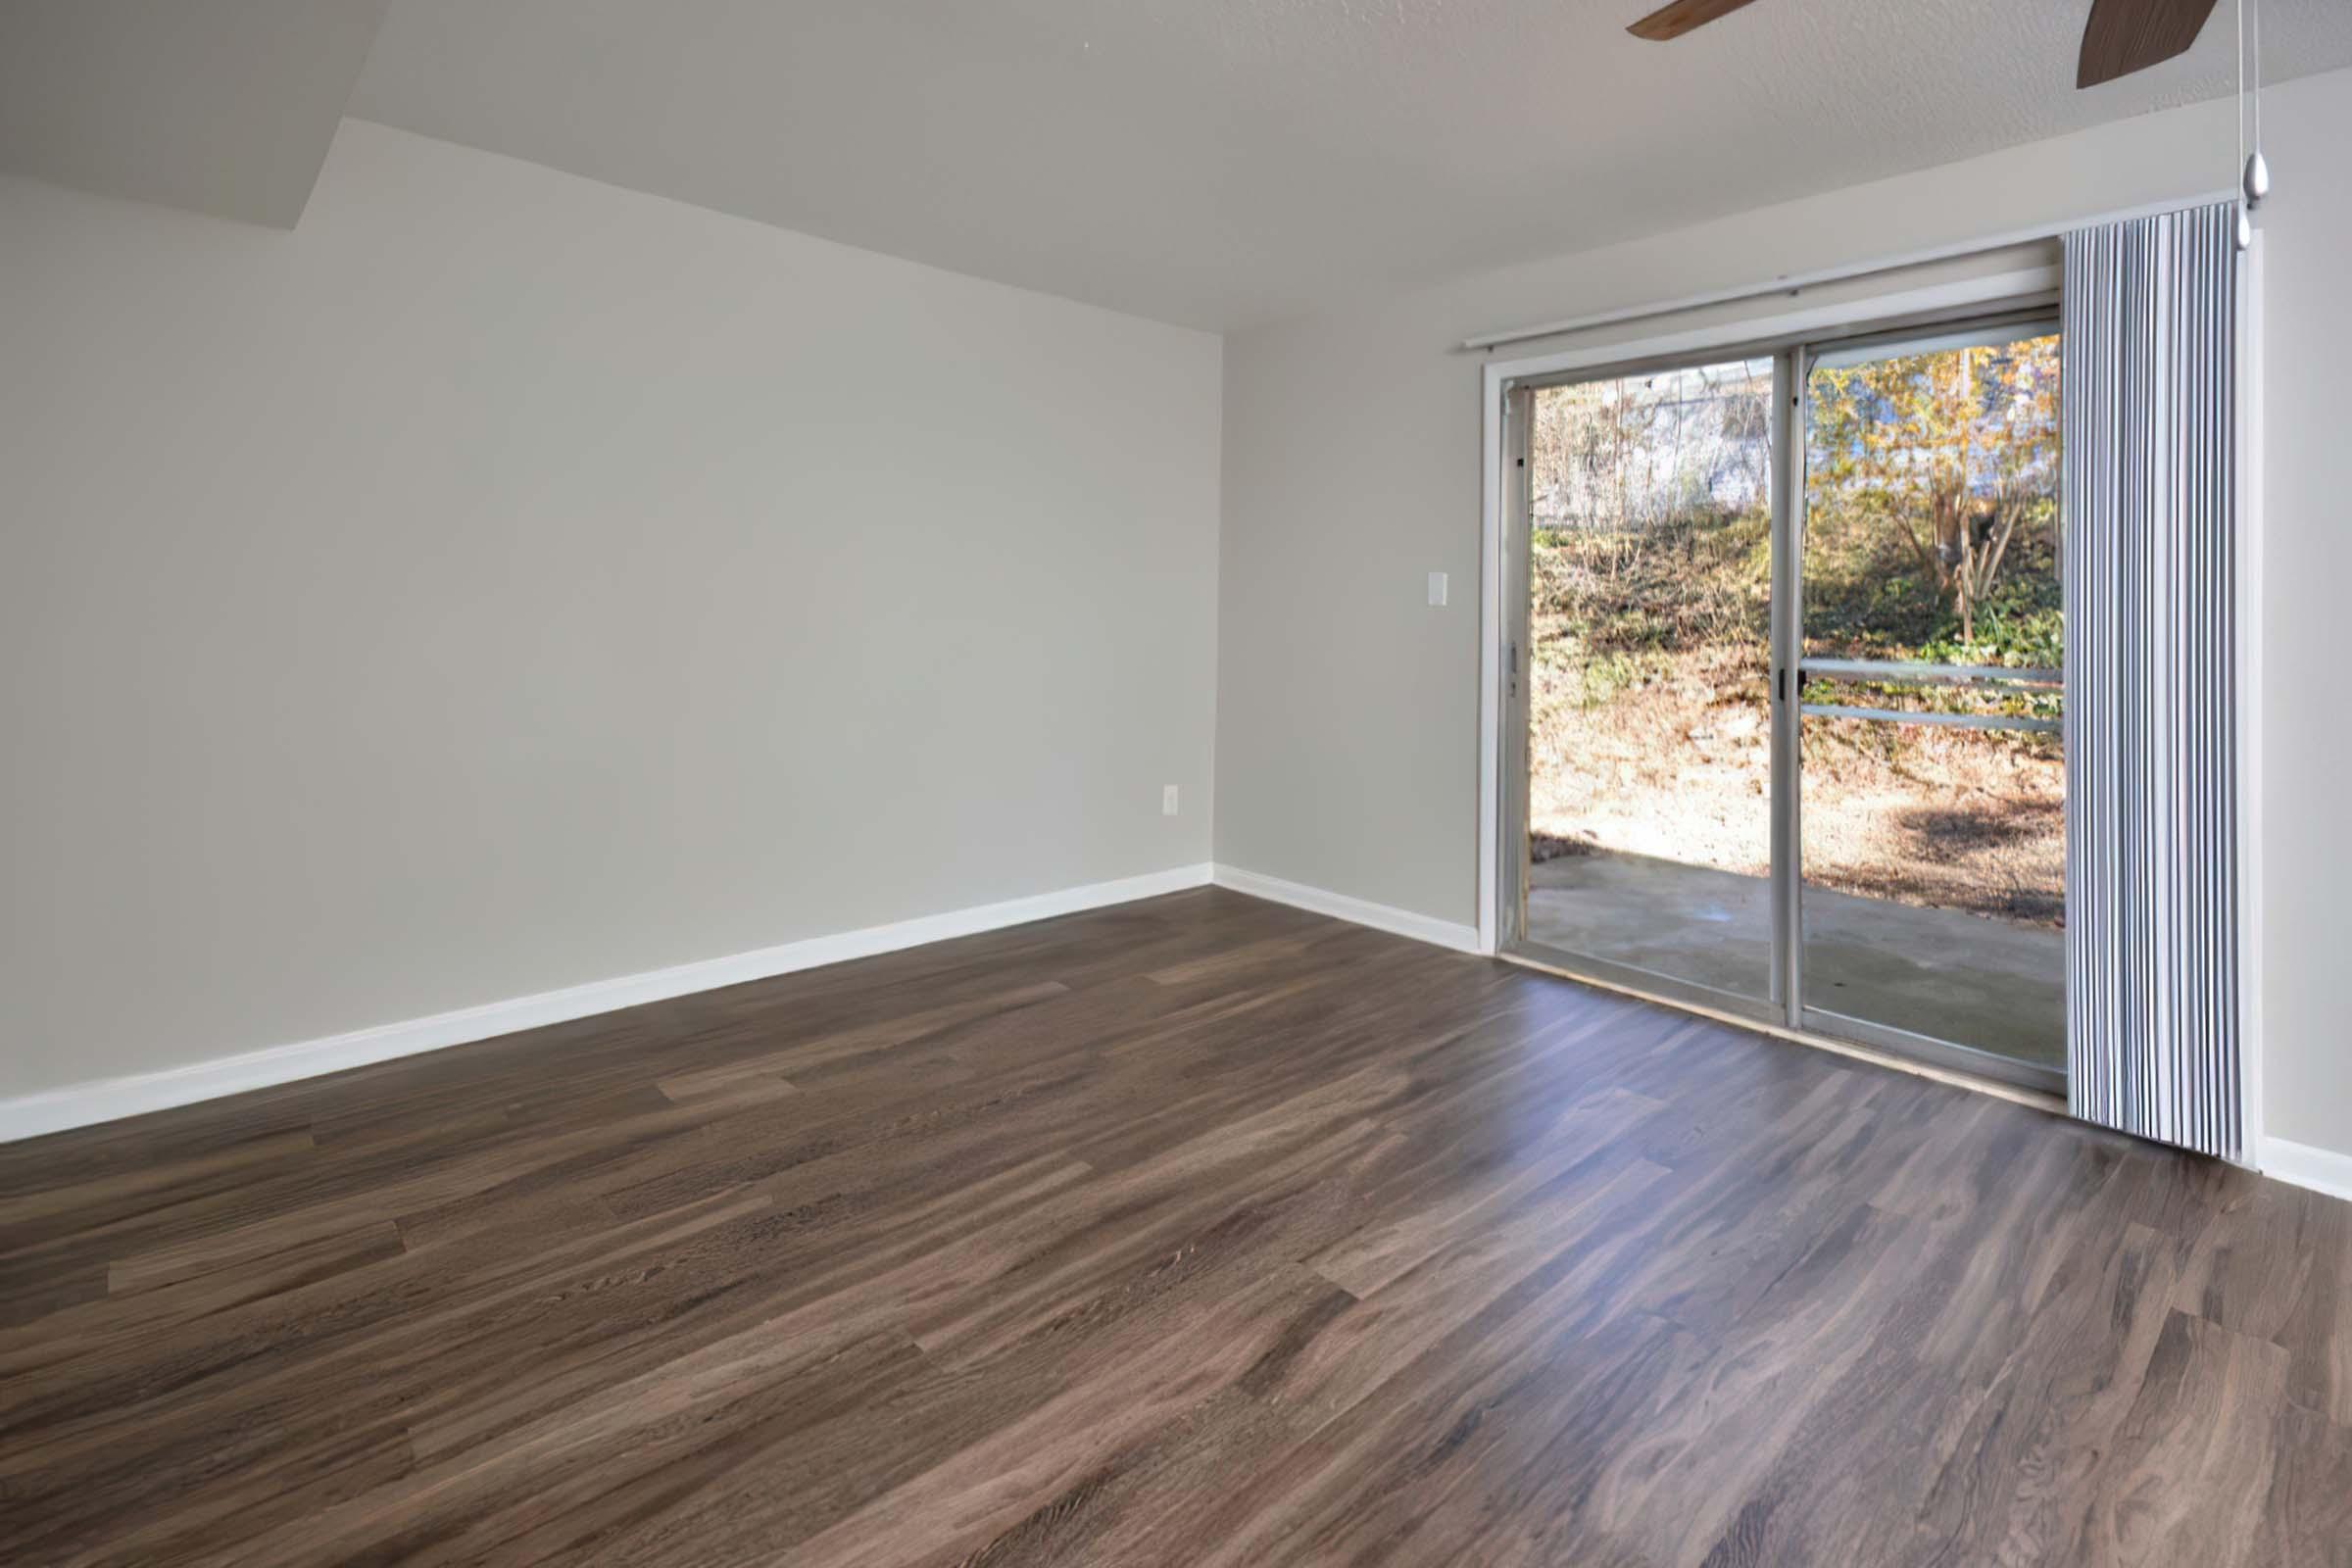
[
  {"left": 1497, "top": 307, "right": 2068, "bottom": 1094},
  {"left": 1516, "top": 357, "right": 1778, "bottom": 1011},
  {"left": 1795, "top": 322, "right": 2066, "bottom": 1086}
]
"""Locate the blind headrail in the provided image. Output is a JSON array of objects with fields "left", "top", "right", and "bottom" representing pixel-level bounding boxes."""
[{"left": 1461, "top": 190, "right": 2235, "bottom": 355}]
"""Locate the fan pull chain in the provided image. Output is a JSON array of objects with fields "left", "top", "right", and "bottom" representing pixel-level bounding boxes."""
[
  {"left": 2236, "top": 0, "right": 2267, "bottom": 251},
  {"left": 2245, "top": 0, "right": 2270, "bottom": 209}
]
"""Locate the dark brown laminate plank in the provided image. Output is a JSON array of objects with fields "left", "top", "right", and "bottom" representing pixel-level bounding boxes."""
[{"left": 0, "top": 887, "right": 2345, "bottom": 1565}]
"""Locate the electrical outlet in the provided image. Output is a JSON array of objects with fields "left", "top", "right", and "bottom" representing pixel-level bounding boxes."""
[{"left": 1162, "top": 785, "right": 1180, "bottom": 816}]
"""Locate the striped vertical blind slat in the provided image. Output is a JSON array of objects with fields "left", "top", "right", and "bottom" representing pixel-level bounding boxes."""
[{"left": 2062, "top": 202, "right": 2241, "bottom": 1160}]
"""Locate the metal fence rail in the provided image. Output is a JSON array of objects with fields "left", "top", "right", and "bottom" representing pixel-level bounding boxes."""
[
  {"left": 1798, "top": 658, "right": 2062, "bottom": 689},
  {"left": 1800, "top": 702, "right": 2061, "bottom": 734}
]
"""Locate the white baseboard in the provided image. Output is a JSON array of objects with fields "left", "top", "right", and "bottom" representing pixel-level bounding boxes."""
[
  {"left": 1210, "top": 864, "right": 1483, "bottom": 955},
  {"left": 0, "top": 862, "right": 1213, "bottom": 1145},
  {"left": 44, "top": 854, "right": 2319, "bottom": 1200},
  {"left": 2259, "top": 1136, "right": 2352, "bottom": 1205}
]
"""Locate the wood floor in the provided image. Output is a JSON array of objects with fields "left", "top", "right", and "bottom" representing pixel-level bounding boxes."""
[{"left": 3, "top": 890, "right": 2348, "bottom": 1566}]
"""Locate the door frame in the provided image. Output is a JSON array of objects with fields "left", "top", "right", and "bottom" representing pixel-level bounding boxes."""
[{"left": 1475, "top": 262, "right": 2069, "bottom": 1086}]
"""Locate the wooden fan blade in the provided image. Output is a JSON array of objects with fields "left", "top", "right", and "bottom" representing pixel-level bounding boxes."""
[
  {"left": 1627, "top": 0, "right": 1768, "bottom": 44},
  {"left": 2077, "top": 0, "right": 2221, "bottom": 86}
]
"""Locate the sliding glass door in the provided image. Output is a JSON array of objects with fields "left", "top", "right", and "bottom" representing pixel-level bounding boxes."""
[
  {"left": 1502, "top": 308, "right": 2067, "bottom": 1092},
  {"left": 1503, "top": 357, "right": 1780, "bottom": 1017},
  {"left": 1794, "top": 323, "right": 2066, "bottom": 1083}
]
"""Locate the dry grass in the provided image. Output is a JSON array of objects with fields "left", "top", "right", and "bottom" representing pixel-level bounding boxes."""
[{"left": 1530, "top": 518, "right": 2065, "bottom": 930}]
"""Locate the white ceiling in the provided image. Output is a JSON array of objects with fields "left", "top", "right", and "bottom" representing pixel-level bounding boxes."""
[
  {"left": 8, "top": 3, "right": 2345, "bottom": 328},
  {"left": 0, "top": 0, "right": 388, "bottom": 227},
  {"left": 344, "top": 0, "right": 2352, "bottom": 329}
]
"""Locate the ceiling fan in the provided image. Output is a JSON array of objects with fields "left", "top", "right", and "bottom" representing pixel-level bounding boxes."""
[{"left": 1627, "top": 0, "right": 2219, "bottom": 88}]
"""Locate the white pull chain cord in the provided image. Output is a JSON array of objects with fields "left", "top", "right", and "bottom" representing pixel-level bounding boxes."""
[{"left": 2246, "top": 0, "right": 2270, "bottom": 210}]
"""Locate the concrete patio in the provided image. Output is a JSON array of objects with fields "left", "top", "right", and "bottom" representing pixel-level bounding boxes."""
[{"left": 1527, "top": 848, "right": 2064, "bottom": 1071}]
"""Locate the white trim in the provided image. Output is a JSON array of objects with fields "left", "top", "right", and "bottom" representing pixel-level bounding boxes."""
[
  {"left": 0, "top": 863, "right": 1213, "bottom": 1145},
  {"left": 1210, "top": 865, "right": 1483, "bottom": 955},
  {"left": 1483, "top": 267, "right": 2059, "bottom": 390},
  {"left": 1477, "top": 264, "right": 2058, "bottom": 970},
  {"left": 1476, "top": 367, "right": 1505, "bottom": 956},
  {"left": 2258, "top": 1138, "right": 2352, "bottom": 1205},
  {"left": 1460, "top": 188, "right": 2235, "bottom": 352},
  {"left": 2235, "top": 232, "right": 2267, "bottom": 1167}
]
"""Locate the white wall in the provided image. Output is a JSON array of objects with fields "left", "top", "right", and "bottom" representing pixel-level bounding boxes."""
[
  {"left": 1216, "top": 68, "right": 2352, "bottom": 1161},
  {"left": 0, "top": 118, "right": 1221, "bottom": 1102}
]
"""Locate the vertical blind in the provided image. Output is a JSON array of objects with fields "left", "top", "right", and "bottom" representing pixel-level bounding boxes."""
[{"left": 2062, "top": 202, "right": 2241, "bottom": 1160}]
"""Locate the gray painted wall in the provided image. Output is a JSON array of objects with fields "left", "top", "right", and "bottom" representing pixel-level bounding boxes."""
[
  {"left": 0, "top": 0, "right": 388, "bottom": 226},
  {"left": 1215, "top": 69, "right": 2352, "bottom": 1159},
  {"left": 1, "top": 119, "right": 1221, "bottom": 1100}
]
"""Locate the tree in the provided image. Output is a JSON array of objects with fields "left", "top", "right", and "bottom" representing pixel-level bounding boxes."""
[{"left": 1806, "top": 338, "right": 2060, "bottom": 647}]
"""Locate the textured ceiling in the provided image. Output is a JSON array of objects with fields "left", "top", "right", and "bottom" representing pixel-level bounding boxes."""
[{"left": 336, "top": 1, "right": 2346, "bottom": 329}]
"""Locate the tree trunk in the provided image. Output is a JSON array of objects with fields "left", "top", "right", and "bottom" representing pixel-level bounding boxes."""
[{"left": 1959, "top": 509, "right": 1976, "bottom": 644}]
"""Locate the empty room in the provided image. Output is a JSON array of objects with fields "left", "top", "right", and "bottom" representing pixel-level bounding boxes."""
[{"left": 5, "top": 1, "right": 2351, "bottom": 1563}]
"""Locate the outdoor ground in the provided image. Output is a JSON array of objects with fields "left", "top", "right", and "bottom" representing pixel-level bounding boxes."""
[
  {"left": 1524, "top": 853, "right": 2065, "bottom": 1068},
  {"left": 1528, "top": 515, "right": 2066, "bottom": 934}
]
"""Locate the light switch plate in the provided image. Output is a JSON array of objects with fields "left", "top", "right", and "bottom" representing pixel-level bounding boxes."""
[{"left": 1427, "top": 571, "right": 1448, "bottom": 607}]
